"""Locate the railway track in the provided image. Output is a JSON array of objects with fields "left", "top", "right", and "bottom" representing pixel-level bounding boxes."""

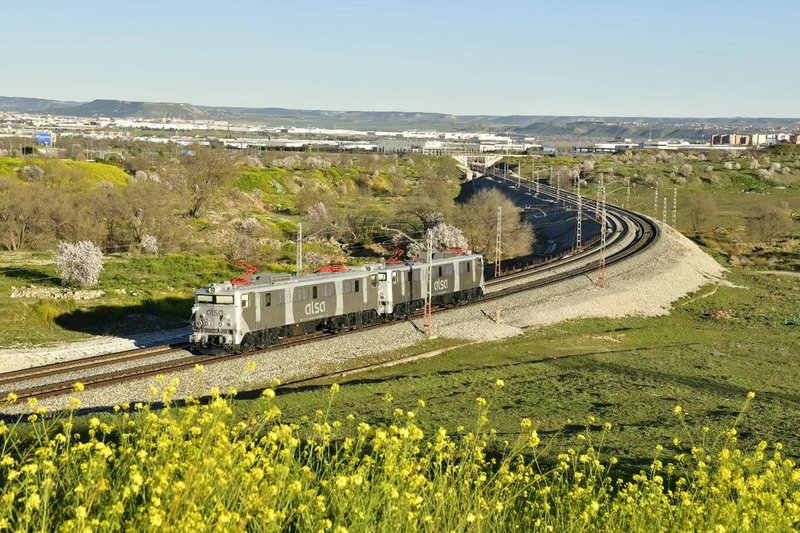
[{"left": 1, "top": 177, "right": 658, "bottom": 406}]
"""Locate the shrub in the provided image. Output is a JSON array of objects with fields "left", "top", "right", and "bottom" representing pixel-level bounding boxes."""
[
  {"left": 53, "top": 241, "right": 103, "bottom": 287},
  {"left": 20, "top": 165, "right": 44, "bottom": 182}
]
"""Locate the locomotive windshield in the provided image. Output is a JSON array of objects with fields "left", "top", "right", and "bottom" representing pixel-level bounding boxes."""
[{"left": 196, "top": 294, "right": 234, "bottom": 304}]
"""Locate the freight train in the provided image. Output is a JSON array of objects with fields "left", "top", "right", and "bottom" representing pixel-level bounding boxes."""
[{"left": 189, "top": 251, "right": 485, "bottom": 353}]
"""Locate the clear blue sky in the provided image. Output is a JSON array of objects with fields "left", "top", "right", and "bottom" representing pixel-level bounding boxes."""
[{"left": 1, "top": 0, "right": 797, "bottom": 117}]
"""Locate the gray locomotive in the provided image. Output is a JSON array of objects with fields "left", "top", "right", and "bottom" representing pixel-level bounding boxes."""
[{"left": 189, "top": 251, "right": 485, "bottom": 352}]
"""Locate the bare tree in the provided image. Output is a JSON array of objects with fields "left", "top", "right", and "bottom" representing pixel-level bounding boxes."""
[
  {"left": 408, "top": 172, "right": 457, "bottom": 230},
  {"left": 746, "top": 204, "right": 792, "bottom": 243},
  {"left": 177, "top": 146, "right": 236, "bottom": 218},
  {"left": 0, "top": 178, "right": 50, "bottom": 250},
  {"left": 457, "top": 188, "right": 535, "bottom": 259},
  {"left": 686, "top": 191, "right": 717, "bottom": 233},
  {"left": 122, "top": 181, "right": 183, "bottom": 252}
]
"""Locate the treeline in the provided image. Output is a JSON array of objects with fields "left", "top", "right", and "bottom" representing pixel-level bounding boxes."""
[
  {"left": 0, "top": 145, "right": 536, "bottom": 265},
  {"left": 0, "top": 146, "right": 234, "bottom": 253}
]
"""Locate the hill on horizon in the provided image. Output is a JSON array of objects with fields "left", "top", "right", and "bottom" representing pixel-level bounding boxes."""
[{"left": 1, "top": 96, "right": 798, "bottom": 139}]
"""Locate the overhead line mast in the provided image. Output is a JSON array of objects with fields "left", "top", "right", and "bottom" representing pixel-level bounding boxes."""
[
  {"left": 598, "top": 184, "right": 607, "bottom": 288},
  {"left": 423, "top": 232, "right": 433, "bottom": 335},
  {"left": 296, "top": 222, "right": 303, "bottom": 275},
  {"left": 495, "top": 206, "right": 502, "bottom": 279},
  {"left": 672, "top": 187, "right": 678, "bottom": 227},
  {"left": 575, "top": 176, "right": 582, "bottom": 251}
]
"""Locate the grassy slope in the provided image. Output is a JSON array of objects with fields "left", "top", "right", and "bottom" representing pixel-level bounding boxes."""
[
  {"left": 0, "top": 156, "right": 130, "bottom": 186},
  {"left": 0, "top": 253, "right": 242, "bottom": 346},
  {"left": 252, "top": 265, "right": 800, "bottom": 468}
]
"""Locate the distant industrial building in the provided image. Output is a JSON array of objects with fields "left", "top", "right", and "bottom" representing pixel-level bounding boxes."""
[
  {"left": 711, "top": 132, "right": 800, "bottom": 147},
  {"left": 711, "top": 133, "right": 751, "bottom": 146}
]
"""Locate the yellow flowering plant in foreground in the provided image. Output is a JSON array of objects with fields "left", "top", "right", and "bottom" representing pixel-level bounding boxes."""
[{"left": 0, "top": 386, "right": 797, "bottom": 532}]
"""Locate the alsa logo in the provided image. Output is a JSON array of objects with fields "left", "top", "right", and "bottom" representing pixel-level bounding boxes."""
[
  {"left": 304, "top": 301, "right": 326, "bottom": 316},
  {"left": 433, "top": 279, "right": 448, "bottom": 291}
]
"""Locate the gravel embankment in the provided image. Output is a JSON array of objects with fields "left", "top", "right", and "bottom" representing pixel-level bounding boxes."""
[
  {"left": 2, "top": 222, "right": 728, "bottom": 413},
  {"left": 0, "top": 327, "right": 191, "bottom": 373}
]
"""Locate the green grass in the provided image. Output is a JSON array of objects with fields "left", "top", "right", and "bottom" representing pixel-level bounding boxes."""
[
  {"left": 0, "top": 253, "right": 244, "bottom": 347},
  {"left": 250, "top": 266, "right": 800, "bottom": 468},
  {"left": 0, "top": 157, "right": 129, "bottom": 187}
]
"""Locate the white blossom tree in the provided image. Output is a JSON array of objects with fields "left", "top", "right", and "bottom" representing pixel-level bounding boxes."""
[
  {"left": 408, "top": 221, "right": 470, "bottom": 258},
  {"left": 54, "top": 241, "right": 104, "bottom": 287},
  {"left": 140, "top": 234, "right": 159, "bottom": 255}
]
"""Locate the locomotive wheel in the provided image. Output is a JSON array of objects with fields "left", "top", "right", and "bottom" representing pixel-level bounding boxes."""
[{"left": 240, "top": 333, "right": 255, "bottom": 353}]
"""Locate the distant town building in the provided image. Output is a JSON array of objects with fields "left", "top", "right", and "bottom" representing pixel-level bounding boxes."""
[{"left": 711, "top": 133, "right": 751, "bottom": 146}]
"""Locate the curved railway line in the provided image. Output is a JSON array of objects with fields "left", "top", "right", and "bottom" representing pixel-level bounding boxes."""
[{"left": 0, "top": 172, "right": 659, "bottom": 406}]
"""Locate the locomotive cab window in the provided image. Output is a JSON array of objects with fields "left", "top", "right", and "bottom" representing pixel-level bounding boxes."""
[
  {"left": 312, "top": 286, "right": 318, "bottom": 299},
  {"left": 378, "top": 272, "right": 387, "bottom": 281},
  {"left": 241, "top": 295, "right": 249, "bottom": 308},
  {"left": 264, "top": 293, "right": 271, "bottom": 307},
  {"left": 355, "top": 280, "right": 360, "bottom": 293},
  {"left": 467, "top": 261, "right": 471, "bottom": 272},
  {"left": 197, "top": 295, "right": 213, "bottom": 303},
  {"left": 216, "top": 295, "right": 234, "bottom": 305},
  {"left": 438, "top": 266, "right": 443, "bottom": 277},
  {"left": 392, "top": 272, "right": 398, "bottom": 284}
]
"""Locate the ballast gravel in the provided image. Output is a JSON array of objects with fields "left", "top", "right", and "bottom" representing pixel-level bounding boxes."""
[{"left": 3, "top": 223, "right": 729, "bottom": 413}]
